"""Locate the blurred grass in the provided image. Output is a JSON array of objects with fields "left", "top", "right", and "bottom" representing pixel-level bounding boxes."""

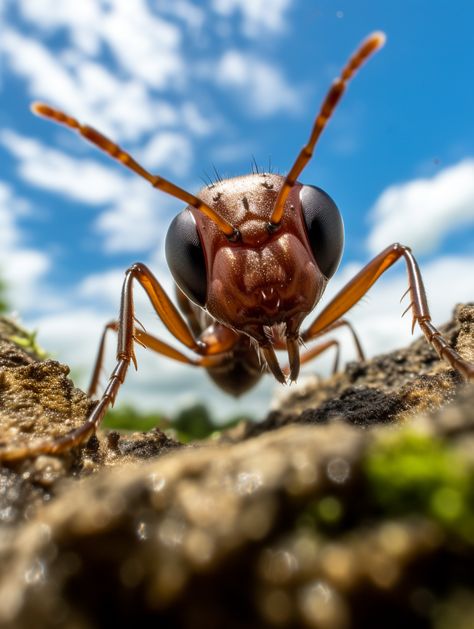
[
  {"left": 102, "top": 405, "right": 166, "bottom": 432},
  {"left": 365, "top": 431, "right": 474, "bottom": 543},
  {"left": 0, "top": 274, "right": 8, "bottom": 314},
  {"left": 103, "top": 402, "right": 250, "bottom": 442}
]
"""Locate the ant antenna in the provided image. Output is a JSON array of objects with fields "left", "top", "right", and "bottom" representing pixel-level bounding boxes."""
[
  {"left": 31, "top": 103, "right": 239, "bottom": 240},
  {"left": 269, "top": 31, "right": 386, "bottom": 227}
]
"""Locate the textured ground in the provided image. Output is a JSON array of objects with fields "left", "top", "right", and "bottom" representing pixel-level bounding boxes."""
[{"left": 0, "top": 306, "right": 473, "bottom": 628}]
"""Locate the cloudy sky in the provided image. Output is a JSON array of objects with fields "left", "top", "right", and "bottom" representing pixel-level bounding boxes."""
[{"left": 1, "top": 0, "right": 473, "bottom": 421}]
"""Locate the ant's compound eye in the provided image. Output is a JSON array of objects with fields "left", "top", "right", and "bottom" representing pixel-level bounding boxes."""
[
  {"left": 300, "top": 185, "right": 344, "bottom": 279},
  {"left": 165, "top": 210, "right": 207, "bottom": 307}
]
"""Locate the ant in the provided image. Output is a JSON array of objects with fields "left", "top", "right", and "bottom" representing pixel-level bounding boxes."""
[{"left": 3, "top": 32, "right": 473, "bottom": 461}]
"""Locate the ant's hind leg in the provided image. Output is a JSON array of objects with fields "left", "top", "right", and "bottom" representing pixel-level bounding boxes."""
[
  {"left": 88, "top": 321, "right": 118, "bottom": 398},
  {"left": 301, "top": 318, "right": 365, "bottom": 363}
]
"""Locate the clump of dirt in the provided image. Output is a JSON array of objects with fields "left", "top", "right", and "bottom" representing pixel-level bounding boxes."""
[
  {"left": 0, "top": 306, "right": 473, "bottom": 629},
  {"left": 245, "top": 304, "right": 471, "bottom": 438},
  {"left": 0, "top": 317, "right": 183, "bottom": 522}
]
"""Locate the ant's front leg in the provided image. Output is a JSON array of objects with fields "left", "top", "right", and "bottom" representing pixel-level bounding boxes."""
[
  {"left": 4, "top": 263, "right": 237, "bottom": 461},
  {"left": 301, "top": 244, "right": 474, "bottom": 381},
  {"left": 79, "top": 262, "right": 238, "bottom": 446}
]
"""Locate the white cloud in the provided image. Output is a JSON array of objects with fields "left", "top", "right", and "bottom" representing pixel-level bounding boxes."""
[
  {"left": 17, "top": 0, "right": 102, "bottom": 54},
  {"left": 0, "top": 25, "right": 182, "bottom": 142},
  {"left": 367, "top": 159, "right": 474, "bottom": 256},
  {"left": 1, "top": 130, "right": 128, "bottom": 204},
  {"left": 181, "top": 103, "right": 216, "bottom": 137},
  {"left": 74, "top": 62, "right": 177, "bottom": 141},
  {"left": 212, "top": 0, "right": 293, "bottom": 37},
  {"left": 216, "top": 50, "right": 300, "bottom": 116},
  {"left": 31, "top": 308, "right": 109, "bottom": 380},
  {"left": 0, "top": 29, "right": 85, "bottom": 114},
  {"left": 100, "top": 0, "right": 184, "bottom": 90},
  {"left": 94, "top": 182, "right": 175, "bottom": 253},
  {"left": 17, "top": 0, "right": 184, "bottom": 90},
  {"left": 140, "top": 132, "right": 193, "bottom": 178},
  {"left": 0, "top": 182, "right": 51, "bottom": 311},
  {"left": 0, "top": 186, "right": 19, "bottom": 251},
  {"left": 1, "top": 130, "right": 181, "bottom": 253},
  {"left": 77, "top": 269, "right": 125, "bottom": 307},
  {"left": 160, "top": 1, "right": 206, "bottom": 31}
]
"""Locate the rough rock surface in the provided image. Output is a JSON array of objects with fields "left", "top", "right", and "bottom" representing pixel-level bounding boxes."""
[{"left": 0, "top": 307, "right": 473, "bottom": 629}]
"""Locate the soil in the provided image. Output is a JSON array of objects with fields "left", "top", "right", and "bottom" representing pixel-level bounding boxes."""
[{"left": 0, "top": 306, "right": 473, "bottom": 628}]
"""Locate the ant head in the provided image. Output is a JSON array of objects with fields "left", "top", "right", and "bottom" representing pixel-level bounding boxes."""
[{"left": 166, "top": 173, "right": 344, "bottom": 380}]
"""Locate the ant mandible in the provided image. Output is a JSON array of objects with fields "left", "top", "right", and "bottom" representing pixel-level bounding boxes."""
[{"left": 8, "top": 32, "right": 474, "bottom": 459}]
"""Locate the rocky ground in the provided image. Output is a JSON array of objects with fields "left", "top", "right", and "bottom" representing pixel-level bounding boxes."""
[{"left": 0, "top": 306, "right": 473, "bottom": 628}]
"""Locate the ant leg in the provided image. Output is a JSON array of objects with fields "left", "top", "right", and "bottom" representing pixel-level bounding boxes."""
[
  {"left": 73, "top": 263, "right": 238, "bottom": 446},
  {"left": 132, "top": 328, "right": 228, "bottom": 369},
  {"left": 316, "top": 319, "right": 364, "bottom": 361},
  {"left": 299, "top": 318, "right": 365, "bottom": 362},
  {"left": 302, "top": 243, "right": 474, "bottom": 381},
  {"left": 3, "top": 264, "right": 236, "bottom": 461},
  {"left": 79, "top": 262, "right": 237, "bottom": 439},
  {"left": 88, "top": 319, "right": 228, "bottom": 399},
  {"left": 88, "top": 321, "right": 117, "bottom": 398}
]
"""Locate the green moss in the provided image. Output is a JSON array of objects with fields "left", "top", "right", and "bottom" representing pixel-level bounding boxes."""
[
  {"left": 364, "top": 431, "right": 474, "bottom": 542},
  {"left": 103, "top": 402, "right": 248, "bottom": 442}
]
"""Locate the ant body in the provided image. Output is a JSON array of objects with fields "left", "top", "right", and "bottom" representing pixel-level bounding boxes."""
[{"left": 3, "top": 32, "right": 473, "bottom": 460}]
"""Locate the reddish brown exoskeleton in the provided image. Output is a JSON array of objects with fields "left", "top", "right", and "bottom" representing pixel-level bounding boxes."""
[{"left": 6, "top": 32, "right": 473, "bottom": 459}]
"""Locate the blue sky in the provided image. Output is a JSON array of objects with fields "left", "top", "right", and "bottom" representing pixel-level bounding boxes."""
[{"left": 1, "top": 0, "right": 473, "bottom": 419}]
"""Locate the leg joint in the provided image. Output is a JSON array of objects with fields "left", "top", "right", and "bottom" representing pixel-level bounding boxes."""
[
  {"left": 126, "top": 262, "right": 148, "bottom": 277},
  {"left": 391, "top": 242, "right": 411, "bottom": 254}
]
